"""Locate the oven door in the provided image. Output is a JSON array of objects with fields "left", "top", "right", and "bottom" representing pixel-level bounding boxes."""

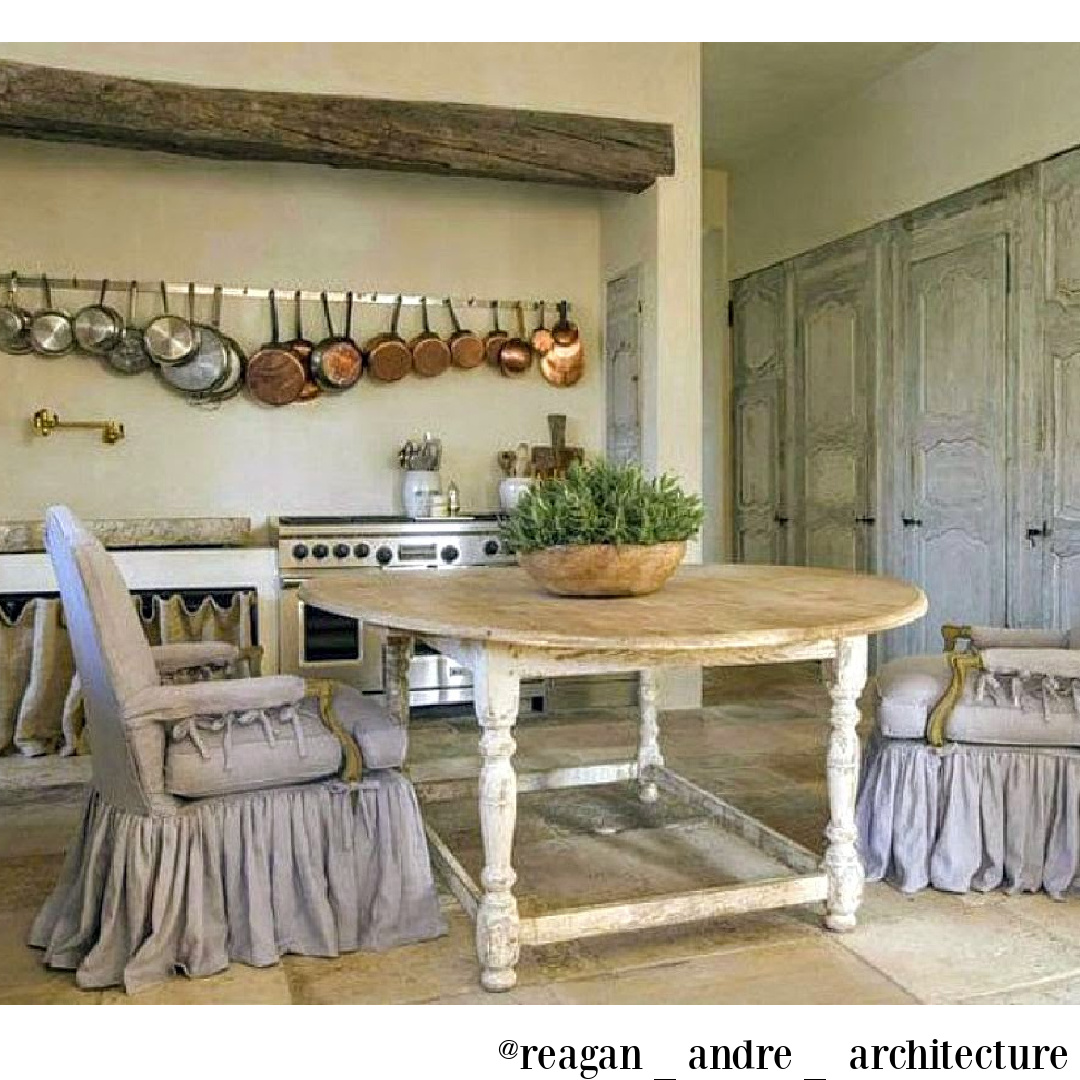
[{"left": 280, "top": 580, "right": 379, "bottom": 687}]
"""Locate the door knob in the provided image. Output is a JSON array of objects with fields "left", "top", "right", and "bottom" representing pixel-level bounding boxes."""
[
  {"left": 902, "top": 515, "right": 923, "bottom": 528},
  {"left": 1026, "top": 522, "right": 1051, "bottom": 545}
]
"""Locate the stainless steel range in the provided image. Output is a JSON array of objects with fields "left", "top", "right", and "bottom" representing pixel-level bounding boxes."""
[{"left": 276, "top": 514, "right": 546, "bottom": 711}]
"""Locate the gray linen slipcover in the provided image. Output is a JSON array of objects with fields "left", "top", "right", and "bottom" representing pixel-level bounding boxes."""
[
  {"left": 858, "top": 629, "right": 1080, "bottom": 898},
  {"left": 29, "top": 506, "right": 444, "bottom": 992}
]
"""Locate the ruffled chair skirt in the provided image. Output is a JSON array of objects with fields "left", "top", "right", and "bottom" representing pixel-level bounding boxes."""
[
  {"left": 29, "top": 773, "right": 446, "bottom": 992},
  {"left": 857, "top": 733, "right": 1080, "bottom": 898}
]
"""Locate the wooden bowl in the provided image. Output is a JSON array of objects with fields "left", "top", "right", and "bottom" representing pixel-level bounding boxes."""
[{"left": 518, "top": 541, "right": 686, "bottom": 597}]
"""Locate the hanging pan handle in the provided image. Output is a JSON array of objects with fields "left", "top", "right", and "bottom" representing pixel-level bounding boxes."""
[
  {"left": 391, "top": 295, "right": 402, "bottom": 336},
  {"left": 345, "top": 292, "right": 354, "bottom": 339},
  {"left": 269, "top": 288, "right": 280, "bottom": 342},
  {"left": 445, "top": 297, "right": 462, "bottom": 334},
  {"left": 321, "top": 291, "right": 334, "bottom": 336}
]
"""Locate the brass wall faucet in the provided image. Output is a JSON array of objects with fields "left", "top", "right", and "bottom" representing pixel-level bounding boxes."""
[{"left": 33, "top": 408, "right": 124, "bottom": 445}]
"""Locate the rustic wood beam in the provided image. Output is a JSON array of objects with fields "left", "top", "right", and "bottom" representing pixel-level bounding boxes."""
[{"left": 0, "top": 61, "right": 674, "bottom": 193}]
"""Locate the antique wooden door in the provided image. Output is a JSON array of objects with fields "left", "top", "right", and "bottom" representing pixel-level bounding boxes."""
[
  {"left": 790, "top": 238, "right": 878, "bottom": 572},
  {"left": 899, "top": 203, "right": 1011, "bottom": 654},
  {"left": 732, "top": 265, "right": 790, "bottom": 564},
  {"left": 606, "top": 268, "right": 642, "bottom": 466}
]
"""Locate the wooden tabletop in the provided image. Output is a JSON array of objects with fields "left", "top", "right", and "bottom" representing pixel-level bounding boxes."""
[{"left": 300, "top": 564, "right": 927, "bottom": 653}]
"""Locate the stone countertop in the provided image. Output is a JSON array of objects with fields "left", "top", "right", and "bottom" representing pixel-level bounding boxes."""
[{"left": 0, "top": 517, "right": 256, "bottom": 554}]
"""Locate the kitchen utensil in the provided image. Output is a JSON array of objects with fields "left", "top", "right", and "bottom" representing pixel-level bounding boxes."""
[
  {"left": 105, "top": 282, "right": 153, "bottom": 375},
  {"left": 549, "top": 413, "right": 567, "bottom": 453},
  {"left": 446, "top": 480, "right": 461, "bottom": 516},
  {"left": 245, "top": 289, "right": 306, "bottom": 406},
  {"left": 159, "top": 284, "right": 230, "bottom": 394},
  {"left": 0, "top": 272, "right": 33, "bottom": 354},
  {"left": 499, "top": 476, "right": 533, "bottom": 511},
  {"left": 282, "top": 289, "right": 319, "bottom": 401},
  {"left": 497, "top": 449, "right": 516, "bottom": 477},
  {"left": 445, "top": 298, "right": 484, "bottom": 369},
  {"left": 552, "top": 299, "right": 579, "bottom": 347},
  {"left": 483, "top": 301, "right": 509, "bottom": 367},
  {"left": 540, "top": 300, "right": 584, "bottom": 387},
  {"left": 410, "top": 296, "right": 451, "bottom": 377},
  {"left": 366, "top": 295, "right": 412, "bottom": 382},
  {"left": 73, "top": 279, "right": 125, "bottom": 355},
  {"left": 497, "top": 302, "right": 533, "bottom": 377},
  {"left": 402, "top": 469, "right": 441, "bottom": 518},
  {"left": 193, "top": 289, "right": 246, "bottom": 403},
  {"left": 530, "top": 301, "right": 555, "bottom": 356},
  {"left": 144, "top": 281, "right": 198, "bottom": 365},
  {"left": 514, "top": 441, "right": 531, "bottom": 478},
  {"left": 311, "top": 290, "right": 363, "bottom": 390},
  {"left": 420, "top": 432, "right": 442, "bottom": 470},
  {"left": 30, "top": 275, "right": 75, "bottom": 356}
]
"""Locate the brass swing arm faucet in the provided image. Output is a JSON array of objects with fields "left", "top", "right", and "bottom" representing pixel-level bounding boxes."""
[{"left": 33, "top": 408, "right": 124, "bottom": 445}]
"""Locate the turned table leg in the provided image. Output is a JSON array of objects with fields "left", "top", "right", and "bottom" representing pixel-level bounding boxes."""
[
  {"left": 823, "top": 635, "right": 868, "bottom": 932},
  {"left": 474, "top": 649, "right": 521, "bottom": 991},
  {"left": 384, "top": 633, "right": 413, "bottom": 729},
  {"left": 637, "top": 669, "right": 663, "bottom": 803}
]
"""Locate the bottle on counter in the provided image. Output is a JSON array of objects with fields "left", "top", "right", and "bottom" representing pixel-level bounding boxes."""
[{"left": 446, "top": 480, "right": 460, "bottom": 516}]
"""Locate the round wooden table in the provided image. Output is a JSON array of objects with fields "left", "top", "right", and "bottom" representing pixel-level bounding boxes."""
[{"left": 302, "top": 564, "right": 926, "bottom": 991}]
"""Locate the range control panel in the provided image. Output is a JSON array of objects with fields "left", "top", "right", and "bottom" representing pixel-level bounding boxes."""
[{"left": 277, "top": 532, "right": 514, "bottom": 572}]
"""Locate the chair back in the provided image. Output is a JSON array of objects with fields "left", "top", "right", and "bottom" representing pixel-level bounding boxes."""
[{"left": 44, "top": 506, "right": 169, "bottom": 813}]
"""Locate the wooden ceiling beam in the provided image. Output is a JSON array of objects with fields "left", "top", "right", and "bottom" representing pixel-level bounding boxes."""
[{"left": 0, "top": 60, "right": 674, "bottom": 193}]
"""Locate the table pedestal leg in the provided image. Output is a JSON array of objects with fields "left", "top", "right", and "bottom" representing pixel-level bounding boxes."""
[
  {"left": 474, "top": 651, "right": 521, "bottom": 991},
  {"left": 824, "top": 635, "right": 868, "bottom": 932},
  {"left": 637, "top": 669, "right": 663, "bottom": 803}
]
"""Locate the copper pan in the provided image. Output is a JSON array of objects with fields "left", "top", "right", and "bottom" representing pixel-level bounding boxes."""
[
  {"left": 540, "top": 301, "right": 583, "bottom": 387},
  {"left": 498, "top": 302, "right": 533, "bottom": 378},
  {"left": 445, "top": 298, "right": 484, "bottom": 369},
  {"left": 409, "top": 296, "right": 451, "bottom": 377},
  {"left": 283, "top": 290, "right": 320, "bottom": 401},
  {"left": 483, "top": 301, "right": 508, "bottom": 367},
  {"left": 530, "top": 301, "right": 554, "bottom": 356},
  {"left": 366, "top": 295, "right": 412, "bottom": 382},
  {"left": 245, "top": 289, "right": 305, "bottom": 406}
]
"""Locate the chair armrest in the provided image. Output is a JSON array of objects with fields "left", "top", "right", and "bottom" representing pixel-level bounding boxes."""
[
  {"left": 151, "top": 642, "right": 240, "bottom": 674},
  {"left": 980, "top": 648, "right": 1080, "bottom": 680},
  {"left": 124, "top": 675, "right": 307, "bottom": 725}
]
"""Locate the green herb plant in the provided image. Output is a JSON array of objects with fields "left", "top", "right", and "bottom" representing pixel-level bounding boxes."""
[{"left": 501, "top": 459, "right": 704, "bottom": 554}]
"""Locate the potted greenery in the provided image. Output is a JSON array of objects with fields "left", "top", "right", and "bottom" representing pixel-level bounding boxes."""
[{"left": 501, "top": 458, "right": 704, "bottom": 597}]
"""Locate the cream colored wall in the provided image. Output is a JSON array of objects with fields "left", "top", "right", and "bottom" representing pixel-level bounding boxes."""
[
  {"left": 0, "top": 43, "right": 700, "bottom": 539},
  {"left": 731, "top": 43, "right": 1080, "bottom": 276}
]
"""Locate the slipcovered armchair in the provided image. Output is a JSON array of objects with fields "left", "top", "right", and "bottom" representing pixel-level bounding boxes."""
[
  {"left": 857, "top": 624, "right": 1080, "bottom": 897},
  {"left": 30, "top": 507, "right": 444, "bottom": 992}
]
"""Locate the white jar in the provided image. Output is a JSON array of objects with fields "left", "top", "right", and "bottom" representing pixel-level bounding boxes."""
[
  {"left": 499, "top": 476, "right": 533, "bottom": 511},
  {"left": 402, "top": 470, "right": 441, "bottom": 518}
]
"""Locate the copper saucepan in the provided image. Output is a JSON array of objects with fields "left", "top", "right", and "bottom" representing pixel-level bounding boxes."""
[
  {"left": 366, "top": 295, "right": 412, "bottom": 382},
  {"left": 445, "top": 298, "right": 484, "bottom": 369},
  {"left": 409, "top": 296, "right": 451, "bottom": 378},
  {"left": 497, "top": 302, "right": 533, "bottom": 378},
  {"left": 540, "top": 300, "right": 584, "bottom": 387},
  {"left": 245, "top": 289, "right": 306, "bottom": 406}
]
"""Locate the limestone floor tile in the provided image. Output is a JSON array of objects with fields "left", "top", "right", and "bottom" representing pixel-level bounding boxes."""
[
  {"left": 0, "top": 983, "right": 102, "bottom": 1004},
  {"left": 429, "top": 985, "right": 563, "bottom": 1005},
  {"left": 0, "top": 755, "right": 90, "bottom": 791},
  {"left": 958, "top": 974, "right": 1080, "bottom": 1004},
  {"left": 101, "top": 962, "right": 293, "bottom": 1004},
  {"left": 550, "top": 938, "right": 915, "bottom": 1005},
  {"left": 0, "top": 852, "right": 64, "bottom": 912},
  {"left": 284, "top": 911, "right": 494, "bottom": 1004},
  {"left": 0, "top": 907, "right": 92, "bottom": 999},
  {"left": 839, "top": 883, "right": 1080, "bottom": 1003},
  {"left": 0, "top": 803, "right": 84, "bottom": 857}
]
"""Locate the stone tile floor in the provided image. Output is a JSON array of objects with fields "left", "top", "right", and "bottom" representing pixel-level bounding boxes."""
[{"left": 0, "top": 662, "right": 1076, "bottom": 1004}]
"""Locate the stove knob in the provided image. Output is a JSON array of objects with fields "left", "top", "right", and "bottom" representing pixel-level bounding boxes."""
[
  {"left": 483, "top": 539, "right": 500, "bottom": 557},
  {"left": 353, "top": 542, "right": 370, "bottom": 558},
  {"left": 376, "top": 545, "right": 393, "bottom": 566},
  {"left": 441, "top": 544, "right": 460, "bottom": 564},
  {"left": 291, "top": 543, "right": 309, "bottom": 560},
  {"left": 333, "top": 543, "right": 350, "bottom": 559},
  {"left": 312, "top": 543, "right": 329, "bottom": 560}
]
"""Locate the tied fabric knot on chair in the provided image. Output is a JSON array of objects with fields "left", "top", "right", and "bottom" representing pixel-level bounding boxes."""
[{"left": 305, "top": 679, "right": 363, "bottom": 784}]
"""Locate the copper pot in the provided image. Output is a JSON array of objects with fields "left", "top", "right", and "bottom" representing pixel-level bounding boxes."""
[
  {"left": 283, "top": 290, "right": 320, "bottom": 401},
  {"left": 445, "top": 298, "right": 484, "bottom": 369},
  {"left": 530, "top": 300, "right": 555, "bottom": 356},
  {"left": 311, "top": 290, "right": 363, "bottom": 390},
  {"left": 245, "top": 289, "right": 306, "bottom": 406},
  {"left": 409, "top": 296, "right": 451, "bottom": 378},
  {"left": 497, "top": 302, "right": 533, "bottom": 378},
  {"left": 540, "top": 300, "right": 584, "bottom": 387},
  {"left": 483, "top": 301, "right": 509, "bottom": 367},
  {"left": 365, "top": 295, "right": 412, "bottom": 382}
]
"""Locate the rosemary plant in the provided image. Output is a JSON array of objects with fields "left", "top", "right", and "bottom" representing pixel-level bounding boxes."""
[{"left": 500, "top": 459, "right": 704, "bottom": 554}]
